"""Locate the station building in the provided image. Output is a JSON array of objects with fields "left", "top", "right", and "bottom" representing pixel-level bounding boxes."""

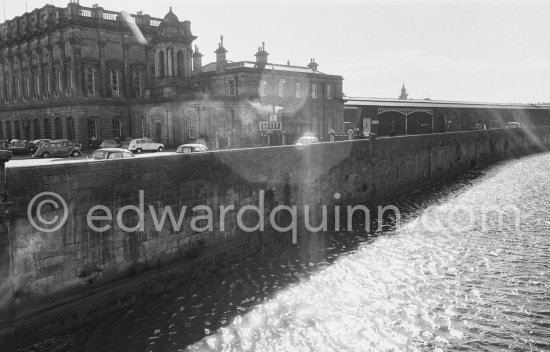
[
  {"left": 345, "top": 97, "right": 550, "bottom": 137},
  {"left": 0, "top": 1, "right": 343, "bottom": 147}
]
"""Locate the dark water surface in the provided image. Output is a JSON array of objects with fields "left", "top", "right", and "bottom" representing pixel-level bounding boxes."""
[{"left": 80, "top": 153, "right": 550, "bottom": 352}]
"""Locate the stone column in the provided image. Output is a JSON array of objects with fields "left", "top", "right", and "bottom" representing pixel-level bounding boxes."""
[{"left": 0, "top": 150, "right": 14, "bottom": 352}]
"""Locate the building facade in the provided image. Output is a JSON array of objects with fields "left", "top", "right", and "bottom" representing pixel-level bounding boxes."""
[{"left": 0, "top": 2, "right": 343, "bottom": 148}]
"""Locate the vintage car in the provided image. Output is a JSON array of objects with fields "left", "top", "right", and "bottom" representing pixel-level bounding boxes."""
[
  {"left": 9, "top": 139, "right": 31, "bottom": 155},
  {"left": 90, "top": 148, "right": 135, "bottom": 160},
  {"left": 176, "top": 143, "right": 209, "bottom": 154},
  {"left": 33, "top": 141, "right": 82, "bottom": 158},
  {"left": 28, "top": 139, "right": 52, "bottom": 153}
]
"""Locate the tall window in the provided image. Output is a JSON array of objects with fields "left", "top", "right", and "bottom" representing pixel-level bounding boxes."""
[
  {"left": 43, "top": 118, "right": 51, "bottom": 139},
  {"left": 15, "top": 79, "right": 20, "bottom": 98},
  {"left": 22, "top": 78, "right": 27, "bottom": 98},
  {"left": 259, "top": 80, "right": 267, "bottom": 97},
  {"left": 0, "top": 121, "right": 3, "bottom": 139},
  {"left": 312, "top": 83, "right": 317, "bottom": 99},
  {"left": 88, "top": 118, "right": 98, "bottom": 139},
  {"left": 6, "top": 121, "right": 11, "bottom": 140},
  {"left": 33, "top": 119, "right": 40, "bottom": 139},
  {"left": 228, "top": 80, "right": 235, "bottom": 96},
  {"left": 85, "top": 68, "right": 95, "bottom": 96},
  {"left": 112, "top": 118, "right": 121, "bottom": 138},
  {"left": 66, "top": 117, "right": 74, "bottom": 140},
  {"left": 111, "top": 70, "right": 120, "bottom": 97},
  {"left": 278, "top": 80, "right": 285, "bottom": 97},
  {"left": 133, "top": 72, "right": 142, "bottom": 97},
  {"left": 296, "top": 82, "right": 302, "bottom": 98},
  {"left": 14, "top": 121, "right": 21, "bottom": 138},
  {"left": 327, "top": 84, "right": 333, "bottom": 99},
  {"left": 7, "top": 79, "right": 12, "bottom": 99},
  {"left": 158, "top": 51, "right": 165, "bottom": 78},
  {"left": 54, "top": 118, "right": 62, "bottom": 139}
]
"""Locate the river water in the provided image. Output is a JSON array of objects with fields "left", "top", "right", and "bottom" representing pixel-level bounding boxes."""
[{"left": 81, "top": 153, "right": 550, "bottom": 352}]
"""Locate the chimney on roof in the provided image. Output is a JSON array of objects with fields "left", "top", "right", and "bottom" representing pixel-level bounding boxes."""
[
  {"left": 215, "top": 35, "right": 228, "bottom": 72},
  {"left": 193, "top": 45, "right": 203, "bottom": 75},
  {"left": 254, "top": 41, "right": 269, "bottom": 69},
  {"left": 307, "top": 58, "right": 318, "bottom": 71}
]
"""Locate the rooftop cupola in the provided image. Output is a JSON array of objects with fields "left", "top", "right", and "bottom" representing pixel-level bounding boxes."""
[
  {"left": 307, "top": 58, "right": 318, "bottom": 71},
  {"left": 152, "top": 7, "right": 197, "bottom": 44},
  {"left": 255, "top": 41, "right": 269, "bottom": 69}
]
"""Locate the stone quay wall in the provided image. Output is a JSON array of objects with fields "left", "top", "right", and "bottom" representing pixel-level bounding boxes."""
[{"left": 1, "top": 127, "right": 550, "bottom": 348}]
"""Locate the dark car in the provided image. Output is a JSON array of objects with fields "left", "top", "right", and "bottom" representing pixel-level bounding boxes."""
[
  {"left": 33, "top": 141, "right": 82, "bottom": 158},
  {"left": 90, "top": 148, "right": 135, "bottom": 160},
  {"left": 9, "top": 139, "right": 31, "bottom": 155},
  {"left": 28, "top": 139, "right": 52, "bottom": 153}
]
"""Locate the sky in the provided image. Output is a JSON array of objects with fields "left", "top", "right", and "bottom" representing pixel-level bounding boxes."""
[{"left": 3, "top": 0, "right": 550, "bottom": 103}]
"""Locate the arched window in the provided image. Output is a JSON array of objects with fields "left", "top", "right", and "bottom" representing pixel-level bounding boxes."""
[
  {"left": 33, "top": 119, "right": 40, "bottom": 139},
  {"left": 66, "top": 117, "right": 74, "bottom": 140},
  {"left": 177, "top": 50, "right": 184, "bottom": 77},
  {"left": 14, "top": 120, "right": 21, "bottom": 138},
  {"left": 158, "top": 51, "right": 165, "bottom": 78},
  {"left": 23, "top": 120, "right": 30, "bottom": 139},
  {"left": 6, "top": 121, "right": 12, "bottom": 140},
  {"left": 43, "top": 118, "right": 51, "bottom": 139},
  {"left": 54, "top": 118, "right": 62, "bottom": 139}
]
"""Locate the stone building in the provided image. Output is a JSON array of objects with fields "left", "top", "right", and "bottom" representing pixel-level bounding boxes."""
[{"left": 0, "top": 1, "right": 343, "bottom": 148}]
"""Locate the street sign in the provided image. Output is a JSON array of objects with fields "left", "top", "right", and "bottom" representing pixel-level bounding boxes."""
[{"left": 260, "top": 121, "right": 282, "bottom": 131}]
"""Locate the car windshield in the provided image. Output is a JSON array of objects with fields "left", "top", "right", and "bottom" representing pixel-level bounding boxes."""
[{"left": 92, "top": 151, "right": 107, "bottom": 159}]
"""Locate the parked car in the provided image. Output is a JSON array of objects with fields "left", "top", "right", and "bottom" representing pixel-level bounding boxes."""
[
  {"left": 295, "top": 135, "right": 319, "bottom": 146},
  {"left": 176, "top": 143, "right": 209, "bottom": 154},
  {"left": 33, "top": 141, "right": 82, "bottom": 158},
  {"left": 117, "top": 137, "right": 133, "bottom": 149},
  {"left": 9, "top": 139, "right": 31, "bottom": 154},
  {"left": 28, "top": 139, "right": 52, "bottom": 153},
  {"left": 506, "top": 122, "right": 520, "bottom": 128},
  {"left": 90, "top": 148, "right": 135, "bottom": 160},
  {"left": 100, "top": 139, "right": 117, "bottom": 148},
  {"left": 127, "top": 138, "right": 164, "bottom": 153}
]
